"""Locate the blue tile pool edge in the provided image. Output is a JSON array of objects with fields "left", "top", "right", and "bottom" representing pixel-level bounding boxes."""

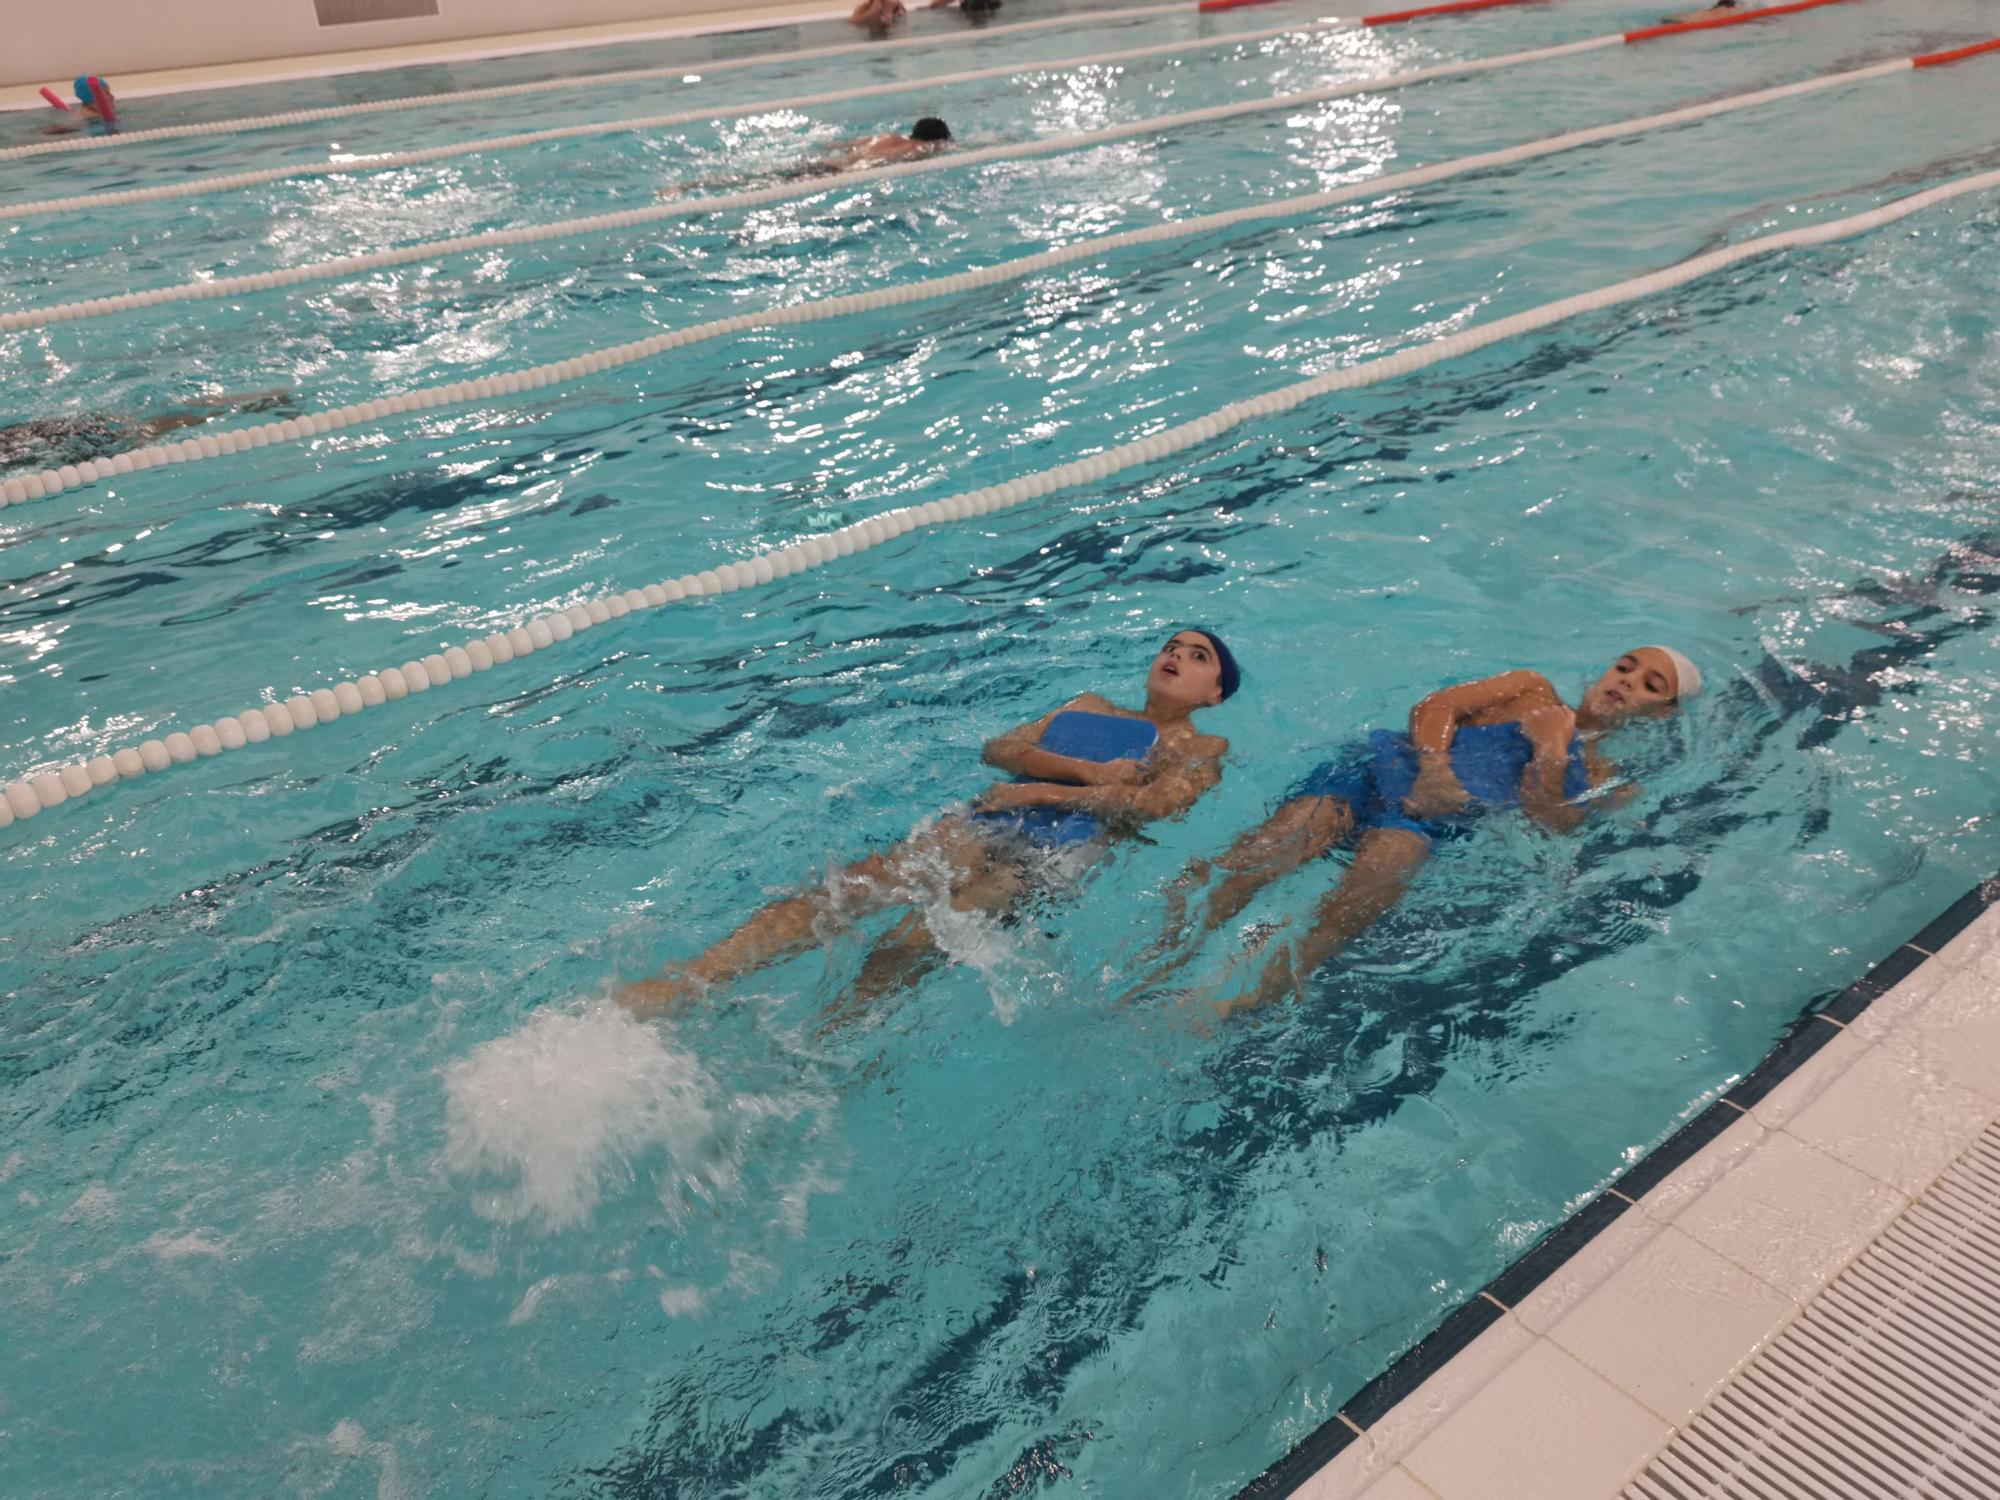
[{"left": 1230, "top": 868, "right": 2000, "bottom": 1500}]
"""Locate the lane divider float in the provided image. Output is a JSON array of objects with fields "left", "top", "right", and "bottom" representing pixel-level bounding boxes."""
[
  {"left": 6, "top": 152, "right": 1998, "bottom": 830},
  {"left": 0, "top": 18, "right": 1361, "bottom": 221},
  {"left": 1624, "top": 0, "right": 1851, "bottom": 44},
  {"left": 0, "top": 2, "right": 1192, "bottom": 164},
  {"left": 0, "top": 50, "right": 1954, "bottom": 510}
]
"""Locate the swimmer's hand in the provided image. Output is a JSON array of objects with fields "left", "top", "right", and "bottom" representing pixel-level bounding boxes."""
[
  {"left": 1519, "top": 703, "right": 1577, "bottom": 762},
  {"left": 1402, "top": 758, "right": 1471, "bottom": 821},
  {"left": 1081, "top": 757, "right": 1148, "bottom": 788}
]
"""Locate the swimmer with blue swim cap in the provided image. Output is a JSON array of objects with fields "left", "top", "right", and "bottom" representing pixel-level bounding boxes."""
[
  {"left": 1150, "top": 644, "right": 1701, "bottom": 1020},
  {"left": 37, "top": 74, "right": 115, "bottom": 133},
  {"left": 620, "top": 629, "right": 1238, "bottom": 1020}
]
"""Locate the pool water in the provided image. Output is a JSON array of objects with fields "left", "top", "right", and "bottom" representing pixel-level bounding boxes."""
[{"left": 2, "top": 0, "right": 1997, "bottom": 1494}]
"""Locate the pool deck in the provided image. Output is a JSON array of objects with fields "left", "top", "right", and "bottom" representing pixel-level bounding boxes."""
[
  {"left": 1273, "top": 877, "right": 2000, "bottom": 1500},
  {"left": 3, "top": 3, "right": 847, "bottom": 104}
]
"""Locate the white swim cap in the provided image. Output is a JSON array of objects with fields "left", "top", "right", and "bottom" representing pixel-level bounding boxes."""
[{"left": 1644, "top": 645, "right": 1703, "bottom": 700}]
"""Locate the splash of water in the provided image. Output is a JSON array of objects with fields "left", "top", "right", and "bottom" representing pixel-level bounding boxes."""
[{"left": 441, "top": 999, "right": 725, "bottom": 1230}]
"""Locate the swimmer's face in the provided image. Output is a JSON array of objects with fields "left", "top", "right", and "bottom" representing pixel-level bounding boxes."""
[
  {"left": 1149, "top": 631, "right": 1225, "bottom": 709},
  {"left": 1584, "top": 647, "right": 1681, "bottom": 720}
]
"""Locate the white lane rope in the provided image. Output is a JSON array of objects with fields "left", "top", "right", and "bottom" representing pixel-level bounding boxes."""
[
  {"left": 0, "top": 57, "right": 1911, "bottom": 509},
  {"left": 0, "top": 1, "right": 1192, "bottom": 163},
  {"left": 0, "top": 33, "right": 1623, "bottom": 336},
  {"left": 6, "top": 156, "right": 1995, "bottom": 828},
  {"left": 0, "top": 19, "right": 1360, "bottom": 221}
]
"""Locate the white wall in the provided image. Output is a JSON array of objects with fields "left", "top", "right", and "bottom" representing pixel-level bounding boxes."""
[{"left": 5, "top": 0, "right": 829, "bottom": 89}]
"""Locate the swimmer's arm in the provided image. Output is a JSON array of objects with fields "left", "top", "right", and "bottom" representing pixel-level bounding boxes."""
[
  {"left": 976, "top": 735, "right": 1226, "bottom": 822},
  {"left": 1517, "top": 703, "right": 1585, "bottom": 833},
  {"left": 1086, "top": 733, "right": 1227, "bottom": 823},
  {"left": 1408, "top": 670, "right": 1554, "bottom": 754},
  {"left": 980, "top": 694, "right": 1139, "bottom": 786}
]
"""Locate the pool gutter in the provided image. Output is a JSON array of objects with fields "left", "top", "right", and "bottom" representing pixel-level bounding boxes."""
[{"left": 1241, "top": 869, "right": 2000, "bottom": 1499}]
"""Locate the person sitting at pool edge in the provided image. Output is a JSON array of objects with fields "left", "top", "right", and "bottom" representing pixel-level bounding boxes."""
[
  {"left": 619, "top": 629, "right": 1239, "bottom": 1020},
  {"left": 850, "top": 0, "right": 905, "bottom": 28},
  {"left": 1157, "top": 646, "right": 1702, "bottom": 1020}
]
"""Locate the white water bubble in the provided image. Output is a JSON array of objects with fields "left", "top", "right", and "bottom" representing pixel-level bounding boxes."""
[{"left": 441, "top": 1001, "right": 727, "bottom": 1231}]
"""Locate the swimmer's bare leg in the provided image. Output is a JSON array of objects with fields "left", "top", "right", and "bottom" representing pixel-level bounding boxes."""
[
  {"left": 825, "top": 837, "right": 1030, "bottom": 1025},
  {"left": 1131, "top": 796, "right": 1351, "bottom": 995},
  {"left": 1217, "top": 827, "right": 1430, "bottom": 1021},
  {"left": 620, "top": 818, "right": 983, "bottom": 1017}
]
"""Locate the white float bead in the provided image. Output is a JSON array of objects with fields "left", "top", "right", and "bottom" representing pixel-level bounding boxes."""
[
  {"left": 87, "top": 755, "right": 117, "bottom": 785},
  {"left": 286, "top": 695, "right": 318, "bottom": 729},
  {"left": 585, "top": 599, "right": 612, "bottom": 625},
  {"left": 5, "top": 782, "right": 39, "bottom": 818},
  {"left": 485, "top": 633, "right": 516, "bottom": 665},
  {"left": 310, "top": 688, "right": 341, "bottom": 721},
  {"left": 545, "top": 614, "right": 573, "bottom": 643},
  {"left": 334, "top": 682, "right": 365, "bottom": 714},
  {"left": 421, "top": 654, "right": 452, "bottom": 685},
  {"left": 443, "top": 646, "right": 473, "bottom": 679},
  {"left": 466, "top": 640, "right": 494, "bottom": 671},
  {"left": 59, "top": 763, "right": 92, "bottom": 797},
  {"left": 216, "top": 717, "right": 247, "bottom": 750},
  {"left": 401, "top": 662, "right": 432, "bottom": 692},
  {"left": 526, "top": 620, "right": 554, "bottom": 650},
  {"left": 564, "top": 605, "right": 593, "bottom": 631},
  {"left": 114, "top": 746, "right": 147, "bottom": 777},
  {"left": 190, "top": 725, "right": 223, "bottom": 757},
  {"left": 31, "top": 772, "right": 66, "bottom": 807},
  {"left": 140, "top": 738, "right": 174, "bottom": 768}
]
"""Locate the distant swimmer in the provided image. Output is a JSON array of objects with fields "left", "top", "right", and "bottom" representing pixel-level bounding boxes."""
[
  {"left": 657, "top": 118, "right": 952, "bottom": 199},
  {"left": 38, "top": 74, "right": 118, "bottom": 135},
  {"left": 1152, "top": 646, "right": 1703, "bottom": 1020},
  {"left": 0, "top": 389, "right": 298, "bottom": 475},
  {"left": 1663, "top": 0, "right": 1736, "bottom": 21},
  {"left": 817, "top": 117, "right": 952, "bottom": 172},
  {"left": 618, "top": 630, "right": 1240, "bottom": 1021}
]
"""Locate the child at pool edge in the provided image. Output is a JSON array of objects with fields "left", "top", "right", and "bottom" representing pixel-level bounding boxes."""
[
  {"left": 1148, "top": 645, "right": 1702, "bottom": 1021},
  {"left": 617, "top": 629, "right": 1239, "bottom": 1021}
]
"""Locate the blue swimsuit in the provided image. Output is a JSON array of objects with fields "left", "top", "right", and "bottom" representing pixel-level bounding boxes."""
[
  {"left": 1290, "top": 722, "right": 1589, "bottom": 844},
  {"left": 972, "top": 711, "right": 1159, "bottom": 849}
]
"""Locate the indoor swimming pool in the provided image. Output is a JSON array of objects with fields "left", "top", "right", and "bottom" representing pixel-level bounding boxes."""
[{"left": 2, "top": 0, "right": 1997, "bottom": 1494}]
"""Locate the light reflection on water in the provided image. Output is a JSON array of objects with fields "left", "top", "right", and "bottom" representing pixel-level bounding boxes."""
[{"left": 0, "top": 0, "right": 1997, "bottom": 1496}]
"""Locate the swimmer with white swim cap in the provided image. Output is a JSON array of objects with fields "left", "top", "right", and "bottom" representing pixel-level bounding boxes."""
[{"left": 1146, "top": 645, "right": 1703, "bottom": 1020}]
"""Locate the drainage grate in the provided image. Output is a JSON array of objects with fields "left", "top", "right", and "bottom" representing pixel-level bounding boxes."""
[
  {"left": 1623, "top": 1122, "right": 2000, "bottom": 1499},
  {"left": 314, "top": 0, "right": 440, "bottom": 23}
]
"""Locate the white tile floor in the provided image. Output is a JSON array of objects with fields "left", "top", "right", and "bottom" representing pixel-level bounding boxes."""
[{"left": 1292, "top": 895, "right": 2000, "bottom": 1500}]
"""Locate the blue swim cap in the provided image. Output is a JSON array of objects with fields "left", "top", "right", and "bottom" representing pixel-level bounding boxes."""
[
  {"left": 1179, "top": 626, "right": 1242, "bottom": 701},
  {"left": 75, "top": 76, "right": 93, "bottom": 105}
]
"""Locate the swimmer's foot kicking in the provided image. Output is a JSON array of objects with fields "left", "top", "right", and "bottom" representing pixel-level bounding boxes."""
[
  {"left": 618, "top": 629, "right": 1240, "bottom": 1021},
  {"left": 1154, "top": 645, "right": 1702, "bottom": 1021}
]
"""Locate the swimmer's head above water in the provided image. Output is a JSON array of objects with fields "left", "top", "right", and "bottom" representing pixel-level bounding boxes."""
[
  {"left": 1580, "top": 645, "right": 1702, "bottom": 724},
  {"left": 1147, "top": 628, "right": 1240, "bottom": 713},
  {"left": 911, "top": 117, "right": 952, "bottom": 143}
]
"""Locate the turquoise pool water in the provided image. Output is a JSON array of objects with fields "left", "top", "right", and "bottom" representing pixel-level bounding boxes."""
[{"left": 3, "top": 0, "right": 1997, "bottom": 1494}]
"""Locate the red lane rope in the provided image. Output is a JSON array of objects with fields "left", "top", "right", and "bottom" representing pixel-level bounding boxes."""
[
  {"left": 1913, "top": 36, "right": 2000, "bottom": 67},
  {"left": 1625, "top": 0, "right": 1847, "bottom": 45},
  {"left": 1362, "top": 0, "right": 1538, "bottom": 24}
]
